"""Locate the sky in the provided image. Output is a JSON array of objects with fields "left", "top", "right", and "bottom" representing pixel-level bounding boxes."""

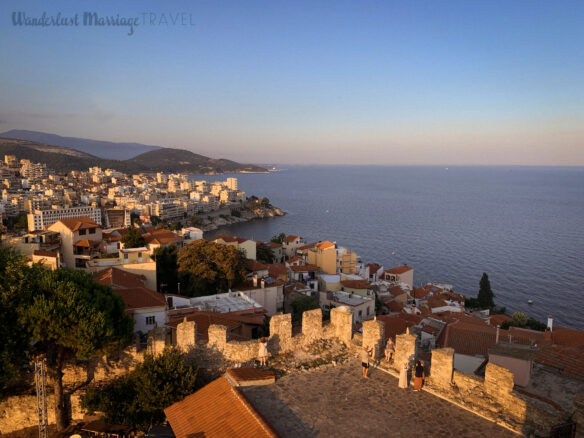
[{"left": 0, "top": 0, "right": 583, "bottom": 165}]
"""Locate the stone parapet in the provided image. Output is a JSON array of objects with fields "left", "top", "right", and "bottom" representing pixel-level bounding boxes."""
[
  {"left": 393, "top": 332, "right": 417, "bottom": 372},
  {"left": 362, "top": 318, "right": 385, "bottom": 360},
  {"left": 429, "top": 348, "right": 454, "bottom": 389},
  {"left": 302, "top": 308, "right": 323, "bottom": 344},
  {"left": 330, "top": 306, "right": 353, "bottom": 344},
  {"left": 269, "top": 312, "right": 293, "bottom": 353},
  {"left": 176, "top": 318, "right": 197, "bottom": 353}
]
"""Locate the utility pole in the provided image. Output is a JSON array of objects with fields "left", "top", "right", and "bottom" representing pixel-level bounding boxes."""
[{"left": 35, "top": 359, "right": 48, "bottom": 438}]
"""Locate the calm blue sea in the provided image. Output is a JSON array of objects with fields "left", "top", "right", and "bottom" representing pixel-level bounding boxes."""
[{"left": 200, "top": 166, "right": 584, "bottom": 330}]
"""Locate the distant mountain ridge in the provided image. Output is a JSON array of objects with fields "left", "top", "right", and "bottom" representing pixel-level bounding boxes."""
[
  {"left": 0, "top": 137, "right": 267, "bottom": 174},
  {"left": 0, "top": 130, "right": 162, "bottom": 160}
]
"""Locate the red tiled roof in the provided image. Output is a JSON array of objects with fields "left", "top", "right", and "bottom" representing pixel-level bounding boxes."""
[
  {"left": 143, "top": 229, "right": 181, "bottom": 245},
  {"left": 264, "top": 241, "right": 282, "bottom": 248},
  {"left": 165, "top": 376, "right": 279, "bottom": 438},
  {"left": 297, "top": 243, "right": 317, "bottom": 250},
  {"left": 387, "top": 301, "right": 404, "bottom": 313},
  {"left": 536, "top": 344, "right": 584, "bottom": 382},
  {"left": 442, "top": 320, "right": 498, "bottom": 357},
  {"left": 284, "top": 235, "right": 300, "bottom": 243},
  {"left": 316, "top": 241, "right": 335, "bottom": 250},
  {"left": 426, "top": 296, "right": 448, "bottom": 309},
  {"left": 267, "top": 263, "right": 287, "bottom": 278},
  {"left": 73, "top": 239, "right": 101, "bottom": 248},
  {"left": 341, "top": 279, "right": 370, "bottom": 290},
  {"left": 289, "top": 264, "right": 318, "bottom": 272},
  {"left": 388, "top": 285, "right": 409, "bottom": 297},
  {"left": 215, "top": 235, "right": 238, "bottom": 243},
  {"left": 115, "top": 287, "right": 166, "bottom": 310},
  {"left": 32, "top": 249, "right": 59, "bottom": 258},
  {"left": 385, "top": 265, "right": 413, "bottom": 275},
  {"left": 487, "top": 314, "right": 513, "bottom": 328},
  {"left": 552, "top": 328, "right": 584, "bottom": 347},
  {"left": 51, "top": 217, "right": 100, "bottom": 232},
  {"left": 285, "top": 256, "right": 303, "bottom": 265},
  {"left": 377, "top": 315, "right": 419, "bottom": 341},
  {"left": 226, "top": 368, "right": 276, "bottom": 385},
  {"left": 92, "top": 267, "right": 147, "bottom": 289},
  {"left": 246, "top": 261, "right": 269, "bottom": 271}
]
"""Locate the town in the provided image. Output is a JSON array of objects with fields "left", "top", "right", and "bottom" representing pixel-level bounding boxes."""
[{"left": 1, "top": 155, "right": 583, "bottom": 437}]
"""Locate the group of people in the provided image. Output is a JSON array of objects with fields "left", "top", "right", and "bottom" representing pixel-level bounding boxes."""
[{"left": 362, "top": 337, "right": 425, "bottom": 391}]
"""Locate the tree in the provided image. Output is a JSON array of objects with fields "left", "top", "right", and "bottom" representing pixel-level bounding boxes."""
[
  {"left": 121, "top": 226, "right": 146, "bottom": 249},
  {"left": 512, "top": 312, "right": 528, "bottom": 327},
  {"left": 261, "top": 197, "right": 271, "bottom": 207},
  {"left": 188, "top": 216, "right": 202, "bottom": 227},
  {"left": 24, "top": 269, "right": 134, "bottom": 431},
  {"left": 290, "top": 296, "right": 319, "bottom": 323},
  {"left": 271, "top": 232, "right": 286, "bottom": 244},
  {"left": 150, "top": 215, "right": 162, "bottom": 226},
  {"left": 0, "top": 247, "right": 39, "bottom": 393},
  {"left": 178, "top": 240, "right": 247, "bottom": 296},
  {"left": 477, "top": 272, "right": 495, "bottom": 309},
  {"left": 256, "top": 242, "right": 275, "bottom": 264},
  {"left": 155, "top": 244, "right": 179, "bottom": 293},
  {"left": 82, "top": 348, "right": 197, "bottom": 431},
  {"left": 130, "top": 212, "right": 142, "bottom": 225}
]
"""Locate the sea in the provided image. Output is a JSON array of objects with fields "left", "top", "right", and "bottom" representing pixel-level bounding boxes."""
[{"left": 197, "top": 166, "right": 584, "bottom": 330}]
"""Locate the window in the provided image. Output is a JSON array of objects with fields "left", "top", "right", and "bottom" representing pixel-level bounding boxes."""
[
  {"left": 88, "top": 228, "right": 96, "bottom": 234},
  {"left": 146, "top": 316, "right": 155, "bottom": 325},
  {"left": 124, "top": 253, "right": 128, "bottom": 262},
  {"left": 367, "top": 307, "right": 370, "bottom": 315},
  {"left": 138, "top": 253, "right": 143, "bottom": 262},
  {"left": 79, "top": 229, "right": 86, "bottom": 236},
  {"left": 358, "top": 310, "right": 362, "bottom": 317}
]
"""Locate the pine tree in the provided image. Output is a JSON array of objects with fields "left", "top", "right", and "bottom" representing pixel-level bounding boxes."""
[{"left": 477, "top": 272, "right": 495, "bottom": 309}]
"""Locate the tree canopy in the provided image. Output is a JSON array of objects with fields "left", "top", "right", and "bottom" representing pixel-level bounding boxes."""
[
  {"left": 155, "top": 244, "right": 179, "bottom": 293},
  {"left": 178, "top": 240, "right": 247, "bottom": 296},
  {"left": 477, "top": 272, "right": 495, "bottom": 309},
  {"left": 270, "top": 232, "right": 286, "bottom": 244},
  {"left": 82, "top": 348, "right": 198, "bottom": 431},
  {"left": 290, "top": 296, "right": 320, "bottom": 323},
  {"left": 121, "top": 226, "right": 147, "bottom": 249},
  {"left": 256, "top": 242, "right": 275, "bottom": 264}
]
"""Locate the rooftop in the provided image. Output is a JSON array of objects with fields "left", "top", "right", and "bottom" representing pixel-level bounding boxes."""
[{"left": 182, "top": 291, "right": 264, "bottom": 313}]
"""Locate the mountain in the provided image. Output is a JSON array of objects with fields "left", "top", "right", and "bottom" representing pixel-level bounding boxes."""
[
  {"left": 0, "top": 130, "right": 162, "bottom": 160},
  {"left": 0, "top": 137, "right": 267, "bottom": 174}
]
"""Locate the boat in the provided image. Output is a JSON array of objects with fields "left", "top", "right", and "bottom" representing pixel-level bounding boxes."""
[{"left": 528, "top": 299, "right": 533, "bottom": 305}]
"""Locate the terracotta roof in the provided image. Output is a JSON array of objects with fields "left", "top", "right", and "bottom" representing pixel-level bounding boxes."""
[
  {"left": 285, "top": 256, "right": 303, "bottom": 265},
  {"left": 73, "top": 239, "right": 101, "bottom": 248},
  {"left": 115, "top": 287, "right": 167, "bottom": 310},
  {"left": 166, "top": 311, "right": 244, "bottom": 341},
  {"left": 165, "top": 376, "right": 279, "bottom": 438},
  {"left": 341, "top": 279, "right": 370, "bottom": 290},
  {"left": 92, "top": 267, "right": 147, "bottom": 289},
  {"left": 487, "top": 314, "right": 513, "bottom": 328},
  {"left": 289, "top": 264, "right": 319, "bottom": 272},
  {"left": 385, "top": 265, "right": 413, "bottom": 275},
  {"left": 143, "top": 229, "right": 181, "bottom": 245},
  {"left": 264, "top": 241, "right": 282, "bottom": 248},
  {"left": 367, "top": 263, "right": 382, "bottom": 273},
  {"left": 426, "top": 296, "right": 448, "bottom": 309},
  {"left": 387, "top": 301, "right": 404, "bottom": 313},
  {"left": 442, "top": 320, "right": 498, "bottom": 357},
  {"left": 48, "top": 217, "right": 99, "bottom": 232},
  {"left": 103, "top": 235, "right": 121, "bottom": 242},
  {"left": 316, "top": 241, "right": 335, "bottom": 250},
  {"left": 267, "top": 263, "right": 287, "bottom": 278},
  {"left": 32, "top": 249, "right": 59, "bottom": 258},
  {"left": 536, "top": 344, "right": 584, "bottom": 382},
  {"left": 377, "top": 315, "right": 417, "bottom": 341},
  {"left": 284, "top": 235, "right": 300, "bottom": 243},
  {"left": 297, "top": 243, "right": 317, "bottom": 250},
  {"left": 388, "top": 285, "right": 409, "bottom": 297},
  {"left": 215, "top": 235, "right": 238, "bottom": 243},
  {"left": 246, "top": 261, "right": 269, "bottom": 272},
  {"left": 552, "top": 328, "right": 584, "bottom": 347}
]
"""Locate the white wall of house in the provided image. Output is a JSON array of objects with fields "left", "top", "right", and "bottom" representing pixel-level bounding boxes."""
[{"left": 132, "top": 307, "right": 167, "bottom": 333}]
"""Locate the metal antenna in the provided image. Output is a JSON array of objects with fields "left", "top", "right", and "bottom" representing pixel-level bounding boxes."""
[{"left": 35, "top": 359, "right": 48, "bottom": 438}]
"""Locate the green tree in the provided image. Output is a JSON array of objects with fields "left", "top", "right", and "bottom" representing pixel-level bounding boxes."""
[
  {"left": 261, "top": 197, "right": 271, "bottom": 207},
  {"left": 121, "top": 226, "right": 146, "bottom": 249},
  {"left": 0, "top": 247, "right": 39, "bottom": 393},
  {"left": 512, "top": 312, "right": 528, "bottom": 327},
  {"left": 178, "top": 240, "right": 247, "bottom": 296},
  {"left": 24, "top": 269, "right": 134, "bottom": 431},
  {"left": 290, "top": 296, "right": 320, "bottom": 323},
  {"left": 82, "top": 348, "right": 197, "bottom": 431},
  {"left": 270, "top": 232, "right": 286, "bottom": 244},
  {"left": 188, "top": 216, "right": 202, "bottom": 227},
  {"left": 256, "top": 242, "right": 275, "bottom": 264},
  {"left": 477, "top": 272, "right": 495, "bottom": 309},
  {"left": 154, "top": 244, "right": 179, "bottom": 293},
  {"left": 130, "top": 212, "right": 142, "bottom": 225},
  {"left": 170, "top": 222, "right": 182, "bottom": 231},
  {"left": 150, "top": 215, "right": 162, "bottom": 226}
]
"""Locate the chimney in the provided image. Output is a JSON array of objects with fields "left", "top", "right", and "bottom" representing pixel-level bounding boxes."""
[
  {"left": 547, "top": 315, "right": 553, "bottom": 332},
  {"left": 496, "top": 325, "right": 500, "bottom": 344},
  {"left": 253, "top": 272, "right": 258, "bottom": 287}
]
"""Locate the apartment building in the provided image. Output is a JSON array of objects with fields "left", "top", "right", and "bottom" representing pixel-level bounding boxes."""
[{"left": 27, "top": 206, "right": 102, "bottom": 231}]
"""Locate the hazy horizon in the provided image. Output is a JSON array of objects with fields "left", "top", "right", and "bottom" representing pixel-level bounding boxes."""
[{"left": 1, "top": 0, "right": 583, "bottom": 166}]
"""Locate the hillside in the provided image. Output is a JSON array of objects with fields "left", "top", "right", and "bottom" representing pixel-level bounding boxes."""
[
  {"left": 0, "top": 138, "right": 267, "bottom": 174},
  {"left": 0, "top": 130, "right": 162, "bottom": 160}
]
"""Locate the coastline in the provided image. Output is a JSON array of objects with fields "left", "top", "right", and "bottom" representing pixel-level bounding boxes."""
[{"left": 199, "top": 205, "right": 285, "bottom": 232}]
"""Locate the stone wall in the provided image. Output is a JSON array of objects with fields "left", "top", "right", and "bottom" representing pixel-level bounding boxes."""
[
  {"left": 392, "top": 331, "right": 417, "bottom": 372},
  {"left": 424, "top": 346, "right": 569, "bottom": 435},
  {"left": 330, "top": 306, "right": 353, "bottom": 344},
  {"left": 302, "top": 308, "right": 323, "bottom": 344},
  {"left": 362, "top": 319, "right": 385, "bottom": 360}
]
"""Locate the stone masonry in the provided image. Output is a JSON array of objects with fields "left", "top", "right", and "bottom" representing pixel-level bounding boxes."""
[{"left": 362, "top": 318, "right": 385, "bottom": 360}]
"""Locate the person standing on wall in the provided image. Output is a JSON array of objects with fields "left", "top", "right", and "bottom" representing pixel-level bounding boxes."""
[{"left": 362, "top": 345, "right": 373, "bottom": 379}]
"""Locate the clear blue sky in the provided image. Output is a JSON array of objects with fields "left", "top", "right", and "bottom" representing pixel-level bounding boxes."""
[{"left": 1, "top": 0, "right": 583, "bottom": 165}]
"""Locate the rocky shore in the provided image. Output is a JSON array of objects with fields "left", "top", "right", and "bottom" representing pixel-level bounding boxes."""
[{"left": 200, "top": 205, "right": 285, "bottom": 232}]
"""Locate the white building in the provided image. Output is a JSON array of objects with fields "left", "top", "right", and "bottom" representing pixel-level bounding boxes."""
[{"left": 27, "top": 206, "right": 102, "bottom": 231}]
